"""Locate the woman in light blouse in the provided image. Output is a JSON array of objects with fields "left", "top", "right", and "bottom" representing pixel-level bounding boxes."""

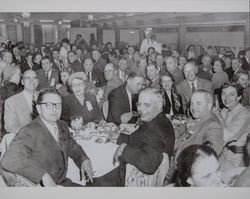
[{"left": 214, "top": 82, "right": 250, "bottom": 171}]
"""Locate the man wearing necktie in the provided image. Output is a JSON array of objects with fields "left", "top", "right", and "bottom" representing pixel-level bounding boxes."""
[
  {"left": 1, "top": 89, "right": 94, "bottom": 186},
  {"left": 4, "top": 69, "right": 39, "bottom": 134},
  {"left": 36, "top": 56, "right": 60, "bottom": 91},
  {"left": 89, "top": 88, "right": 175, "bottom": 186},
  {"left": 107, "top": 72, "right": 144, "bottom": 125},
  {"left": 176, "top": 62, "right": 212, "bottom": 113}
]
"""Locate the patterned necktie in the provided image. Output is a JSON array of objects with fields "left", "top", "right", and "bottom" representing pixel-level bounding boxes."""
[{"left": 32, "top": 94, "right": 38, "bottom": 119}]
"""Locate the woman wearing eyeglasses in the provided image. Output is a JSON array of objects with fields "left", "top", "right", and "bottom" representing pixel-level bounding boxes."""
[
  {"left": 61, "top": 72, "right": 104, "bottom": 129},
  {"left": 213, "top": 82, "right": 250, "bottom": 171}
]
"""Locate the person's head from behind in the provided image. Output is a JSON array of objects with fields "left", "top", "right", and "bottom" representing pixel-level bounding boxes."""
[
  {"left": 221, "top": 82, "right": 244, "bottom": 110},
  {"left": 183, "top": 62, "right": 198, "bottom": 82},
  {"left": 126, "top": 72, "right": 144, "bottom": 94},
  {"left": 137, "top": 88, "right": 163, "bottom": 122},
  {"left": 36, "top": 88, "right": 62, "bottom": 124},
  {"left": 190, "top": 90, "right": 213, "bottom": 119},
  {"left": 41, "top": 56, "right": 53, "bottom": 72},
  {"left": 231, "top": 69, "right": 249, "bottom": 88},
  {"left": 104, "top": 63, "right": 117, "bottom": 81},
  {"left": 83, "top": 58, "right": 94, "bottom": 73},
  {"left": 146, "top": 64, "right": 158, "bottom": 81},
  {"left": 21, "top": 69, "right": 39, "bottom": 92},
  {"left": 176, "top": 144, "right": 222, "bottom": 187}
]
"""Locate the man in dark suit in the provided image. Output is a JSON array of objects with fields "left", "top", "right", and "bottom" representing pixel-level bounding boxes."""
[
  {"left": 89, "top": 88, "right": 175, "bottom": 186},
  {"left": 176, "top": 62, "right": 212, "bottom": 113},
  {"left": 92, "top": 49, "right": 107, "bottom": 72},
  {"left": 241, "top": 47, "right": 250, "bottom": 71},
  {"left": 83, "top": 57, "right": 106, "bottom": 87},
  {"left": 51, "top": 49, "right": 64, "bottom": 71},
  {"left": 107, "top": 72, "right": 144, "bottom": 125},
  {"left": 20, "top": 52, "right": 34, "bottom": 74},
  {"left": 1, "top": 89, "right": 94, "bottom": 186},
  {"left": 36, "top": 56, "right": 60, "bottom": 91},
  {"left": 68, "top": 50, "right": 83, "bottom": 72}
]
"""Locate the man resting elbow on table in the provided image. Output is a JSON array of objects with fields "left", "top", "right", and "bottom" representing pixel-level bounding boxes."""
[
  {"left": 88, "top": 88, "right": 175, "bottom": 186},
  {"left": 0, "top": 89, "right": 94, "bottom": 186}
]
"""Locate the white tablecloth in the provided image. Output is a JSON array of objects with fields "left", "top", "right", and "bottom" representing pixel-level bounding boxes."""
[{"left": 66, "top": 136, "right": 118, "bottom": 185}]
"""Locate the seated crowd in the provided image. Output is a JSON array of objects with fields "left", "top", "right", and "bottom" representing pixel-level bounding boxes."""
[{"left": 0, "top": 29, "right": 250, "bottom": 187}]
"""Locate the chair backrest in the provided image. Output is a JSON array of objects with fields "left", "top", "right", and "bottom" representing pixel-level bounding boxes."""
[
  {"left": 102, "top": 100, "right": 109, "bottom": 120},
  {"left": 1, "top": 168, "right": 41, "bottom": 187},
  {"left": 125, "top": 153, "right": 169, "bottom": 187}
]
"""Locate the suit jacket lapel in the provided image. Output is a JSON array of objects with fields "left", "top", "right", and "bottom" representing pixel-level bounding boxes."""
[
  {"left": 57, "top": 122, "right": 68, "bottom": 167},
  {"left": 121, "top": 85, "right": 130, "bottom": 112},
  {"left": 184, "top": 80, "right": 192, "bottom": 98},
  {"left": 20, "top": 92, "right": 33, "bottom": 116}
]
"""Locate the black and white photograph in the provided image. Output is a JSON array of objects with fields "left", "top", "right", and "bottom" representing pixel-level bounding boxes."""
[{"left": 0, "top": 0, "right": 249, "bottom": 198}]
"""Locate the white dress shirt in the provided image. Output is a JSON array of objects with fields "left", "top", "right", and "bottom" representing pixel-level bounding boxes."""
[
  {"left": 188, "top": 78, "right": 198, "bottom": 91},
  {"left": 126, "top": 87, "right": 133, "bottom": 112},
  {"left": 41, "top": 117, "right": 60, "bottom": 145}
]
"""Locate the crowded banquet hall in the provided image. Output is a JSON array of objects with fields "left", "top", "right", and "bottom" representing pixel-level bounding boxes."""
[{"left": 0, "top": 11, "right": 250, "bottom": 188}]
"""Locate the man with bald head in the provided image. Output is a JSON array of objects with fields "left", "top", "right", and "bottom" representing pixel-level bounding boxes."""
[
  {"left": 90, "top": 88, "right": 175, "bottom": 186},
  {"left": 4, "top": 69, "right": 39, "bottom": 134},
  {"left": 176, "top": 62, "right": 212, "bottom": 113}
]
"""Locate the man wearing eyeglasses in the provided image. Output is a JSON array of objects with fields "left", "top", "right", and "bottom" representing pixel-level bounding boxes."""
[
  {"left": 4, "top": 69, "right": 39, "bottom": 134},
  {"left": 89, "top": 88, "right": 175, "bottom": 186},
  {"left": 1, "top": 89, "right": 94, "bottom": 186}
]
